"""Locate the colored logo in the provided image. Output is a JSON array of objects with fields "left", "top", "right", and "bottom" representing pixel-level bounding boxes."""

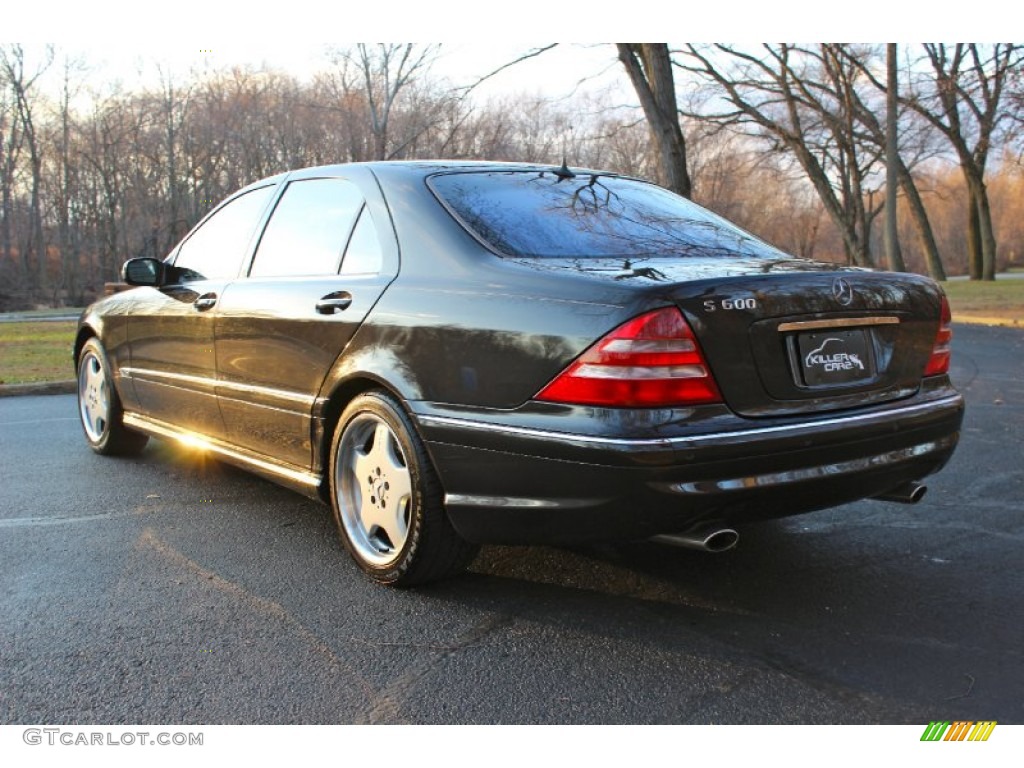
[{"left": 920, "top": 721, "right": 997, "bottom": 742}]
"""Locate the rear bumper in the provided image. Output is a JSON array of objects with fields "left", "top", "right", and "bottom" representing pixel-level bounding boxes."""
[{"left": 412, "top": 389, "right": 965, "bottom": 544}]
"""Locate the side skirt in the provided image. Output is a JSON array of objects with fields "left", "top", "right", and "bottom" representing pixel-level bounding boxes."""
[{"left": 122, "top": 411, "right": 324, "bottom": 500}]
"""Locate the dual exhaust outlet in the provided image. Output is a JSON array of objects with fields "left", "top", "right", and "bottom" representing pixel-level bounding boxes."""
[{"left": 650, "top": 480, "right": 927, "bottom": 553}]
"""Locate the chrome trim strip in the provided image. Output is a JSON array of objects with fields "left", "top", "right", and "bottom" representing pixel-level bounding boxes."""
[
  {"left": 126, "top": 375, "right": 219, "bottom": 399},
  {"left": 777, "top": 316, "right": 900, "bottom": 332},
  {"left": 216, "top": 391, "right": 310, "bottom": 416},
  {"left": 122, "top": 366, "right": 216, "bottom": 392},
  {"left": 444, "top": 494, "right": 597, "bottom": 509},
  {"left": 122, "top": 412, "right": 320, "bottom": 488},
  {"left": 122, "top": 367, "right": 315, "bottom": 408},
  {"left": 218, "top": 380, "right": 314, "bottom": 408},
  {"left": 662, "top": 436, "right": 957, "bottom": 495},
  {"left": 416, "top": 394, "right": 963, "bottom": 450}
]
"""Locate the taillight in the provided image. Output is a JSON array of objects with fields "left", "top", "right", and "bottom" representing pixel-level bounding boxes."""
[
  {"left": 536, "top": 307, "right": 722, "bottom": 407},
  {"left": 923, "top": 295, "right": 952, "bottom": 376}
]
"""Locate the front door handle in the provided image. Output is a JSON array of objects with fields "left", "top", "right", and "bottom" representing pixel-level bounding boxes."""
[
  {"left": 316, "top": 291, "right": 353, "bottom": 314},
  {"left": 194, "top": 292, "right": 218, "bottom": 311}
]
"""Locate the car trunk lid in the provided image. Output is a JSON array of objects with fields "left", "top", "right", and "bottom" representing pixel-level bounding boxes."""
[
  {"left": 670, "top": 269, "right": 943, "bottom": 417},
  {"left": 516, "top": 256, "right": 945, "bottom": 418}
]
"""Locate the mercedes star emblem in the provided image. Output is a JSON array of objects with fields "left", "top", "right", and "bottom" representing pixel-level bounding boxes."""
[{"left": 832, "top": 277, "right": 854, "bottom": 306}]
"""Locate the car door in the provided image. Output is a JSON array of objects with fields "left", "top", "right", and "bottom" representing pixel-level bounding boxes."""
[
  {"left": 126, "top": 183, "right": 277, "bottom": 439},
  {"left": 213, "top": 172, "right": 398, "bottom": 469}
]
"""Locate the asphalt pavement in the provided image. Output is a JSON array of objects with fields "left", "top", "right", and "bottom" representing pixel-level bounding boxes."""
[{"left": 1, "top": 323, "right": 1021, "bottom": 725}]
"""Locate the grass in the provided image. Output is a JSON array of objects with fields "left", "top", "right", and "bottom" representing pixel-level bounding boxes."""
[
  {"left": 942, "top": 278, "right": 1024, "bottom": 326},
  {"left": 0, "top": 321, "right": 77, "bottom": 385}
]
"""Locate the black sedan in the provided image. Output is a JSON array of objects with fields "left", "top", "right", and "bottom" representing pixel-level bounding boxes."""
[{"left": 75, "top": 161, "right": 964, "bottom": 585}]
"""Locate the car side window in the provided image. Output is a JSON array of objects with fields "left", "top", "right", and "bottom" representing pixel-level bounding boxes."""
[
  {"left": 173, "top": 185, "right": 274, "bottom": 282},
  {"left": 340, "top": 205, "right": 384, "bottom": 275},
  {"left": 249, "top": 178, "right": 365, "bottom": 278}
]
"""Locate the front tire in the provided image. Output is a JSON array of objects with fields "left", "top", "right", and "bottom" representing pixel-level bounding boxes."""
[
  {"left": 329, "top": 391, "right": 478, "bottom": 586},
  {"left": 77, "top": 337, "right": 148, "bottom": 456}
]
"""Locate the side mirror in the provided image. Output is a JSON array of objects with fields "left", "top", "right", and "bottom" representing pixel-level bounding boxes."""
[{"left": 122, "top": 257, "right": 164, "bottom": 286}]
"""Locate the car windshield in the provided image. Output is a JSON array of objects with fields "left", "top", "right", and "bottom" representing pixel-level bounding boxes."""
[{"left": 429, "top": 170, "right": 789, "bottom": 260}]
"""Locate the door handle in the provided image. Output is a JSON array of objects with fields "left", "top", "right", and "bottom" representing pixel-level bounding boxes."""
[
  {"left": 193, "top": 292, "right": 218, "bottom": 311},
  {"left": 316, "top": 291, "right": 353, "bottom": 314}
]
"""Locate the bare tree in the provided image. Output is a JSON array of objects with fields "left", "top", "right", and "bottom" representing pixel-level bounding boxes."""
[
  {"left": 49, "top": 54, "right": 89, "bottom": 303},
  {"left": 902, "top": 44, "right": 1019, "bottom": 280},
  {"left": 676, "top": 44, "right": 886, "bottom": 268},
  {"left": 883, "top": 44, "right": 905, "bottom": 273},
  {"left": 830, "top": 44, "right": 946, "bottom": 280},
  {"left": 327, "top": 44, "right": 441, "bottom": 161},
  {"left": 154, "top": 66, "right": 191, "bottom": 248},
  {"left": 0, "top": 44, "right": 54, "bottom": 297},
  {"left": 0, "top": 60, "right": 23, "bottom": 278}
]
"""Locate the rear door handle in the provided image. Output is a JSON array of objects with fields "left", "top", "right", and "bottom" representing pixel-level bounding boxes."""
[
  {"left": 194, "top": 292, "right": 218, "bottom": 311},
  {"left": 316, "top": 291, "right": 353, "bottom": 314}
]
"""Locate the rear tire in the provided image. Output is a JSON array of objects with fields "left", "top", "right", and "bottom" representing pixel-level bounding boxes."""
[
  {"left": 329, "top": 390, "right": 478, "bottom": 586},
  {"left": 77, "top": 338, "right": 149, "bottom": 456}
]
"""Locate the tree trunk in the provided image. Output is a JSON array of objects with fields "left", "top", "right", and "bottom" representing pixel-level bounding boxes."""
[
  {"left": 28, "top": 144, "right": 44, "bottom": 297},
  {"left": 884, "top": 44, "right": 905, "bottom": 272},
  {"left": 616, "top": 44, "right": 692, "bottom": 198},
  {"left": 965, "top": 186, "right": 981, "bottom": 279},
  {"left": 972, "top": 179, "right": 998, "bottom": 280},
  {"left": 896, "top": 164, "right": 946, "bottom": 281},
  {"left": 960, "top": 161, "right": 997, "bottom": 280}
]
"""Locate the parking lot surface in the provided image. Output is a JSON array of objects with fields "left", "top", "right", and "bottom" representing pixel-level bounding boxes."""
[{"left": 1, "top": 324, "right": 1021, "bottom": 724}]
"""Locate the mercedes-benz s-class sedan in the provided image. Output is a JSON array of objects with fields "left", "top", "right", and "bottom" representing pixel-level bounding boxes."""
[{"left": 75, "top": 161, "right": 964, "bottom": 585}]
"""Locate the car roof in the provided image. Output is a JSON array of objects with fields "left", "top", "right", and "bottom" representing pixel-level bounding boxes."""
[{"left": 282, "top": 159, "right": 624, "bottom": 182}]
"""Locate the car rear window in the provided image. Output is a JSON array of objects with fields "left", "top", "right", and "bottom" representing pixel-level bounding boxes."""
[{"left": 429, "top": 170, "right": 788, "bottom": 260}]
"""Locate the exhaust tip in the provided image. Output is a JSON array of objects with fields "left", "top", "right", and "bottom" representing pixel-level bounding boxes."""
[
  {"left": 703, "top": 528, "right": 740, "bottom": 552},
  {"left": 651, "top": 527, "right": 739, "bottom": 553},
  {"left": 873, "top": 481, "right": 928, "bottom": 504}
]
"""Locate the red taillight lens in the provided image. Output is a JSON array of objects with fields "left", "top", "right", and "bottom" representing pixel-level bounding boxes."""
[
  {"left": 536, "top": 308, "right": 723, "bottom": 407},
  {"left": 924, "top": 295, "right": 952, "bottom": 377}
]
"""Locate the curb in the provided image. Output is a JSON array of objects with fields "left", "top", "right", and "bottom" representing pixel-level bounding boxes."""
[
  {"left": 0, "top": 380, "right": 77, "bottom": 398},
  {"left": 952, "top": 314, "right": 1021, "bottom": 328}
]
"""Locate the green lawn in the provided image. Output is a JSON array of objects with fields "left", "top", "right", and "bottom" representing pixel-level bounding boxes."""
[
  {"left": 0, "top": 321, "right": 77, "bottom": 385},
  {"left": 943, "top": 278, "right": 1024, "bottom": 326}
]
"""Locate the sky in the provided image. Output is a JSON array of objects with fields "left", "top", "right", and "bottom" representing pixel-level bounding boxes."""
[
  {"left": 39, "top": 42, "right": 628, "bottom": 104},
  {"left": 8, "top": 0, "right": 985, "bottom": 41},
  {"left": 7, "top": 0, "right": 994, "bottom": 105}
]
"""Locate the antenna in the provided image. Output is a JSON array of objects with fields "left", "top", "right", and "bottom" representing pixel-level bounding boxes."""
[{"left": 553, "top": 157, "right": 576, "bottom": 181}]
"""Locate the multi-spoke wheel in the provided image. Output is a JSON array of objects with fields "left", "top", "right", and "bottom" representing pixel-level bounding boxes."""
[
  {"left": 330, "top": 391, "right": 478, "bottom": 586},
  {"left": 77, "top": 338, "right": 148, "bottom": 456}
]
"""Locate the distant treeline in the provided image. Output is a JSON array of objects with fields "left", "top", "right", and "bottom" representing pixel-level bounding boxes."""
[{"left": 1, "top": 43, "right": 1021, "bottom": 309}]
